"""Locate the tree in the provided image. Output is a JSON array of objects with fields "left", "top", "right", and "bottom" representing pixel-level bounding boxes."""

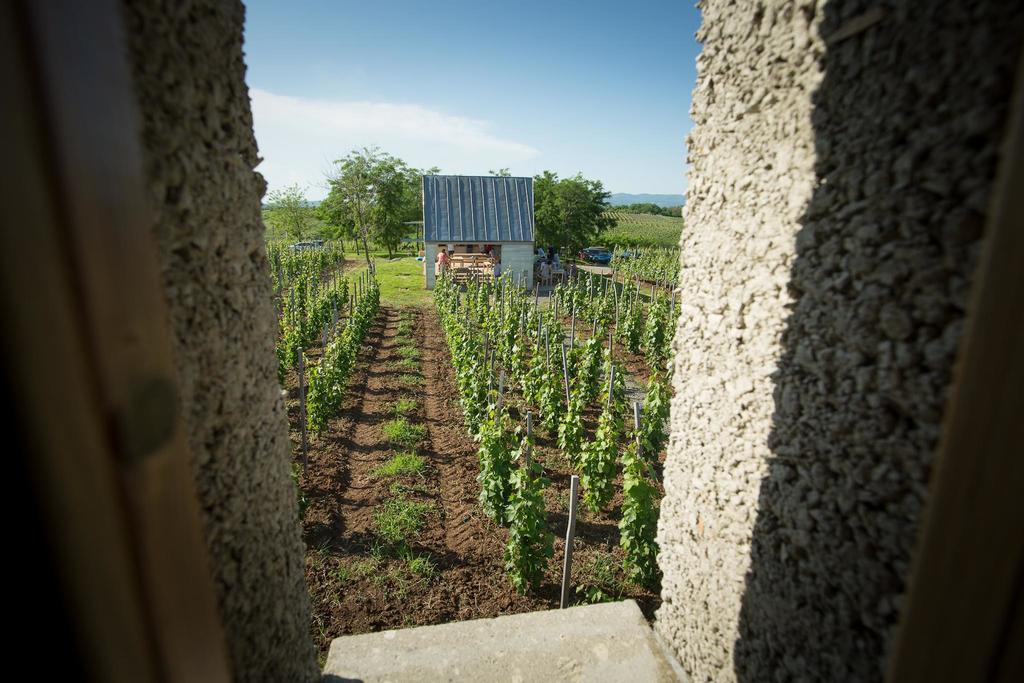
[
  {"left": 372, "top": 155, "right": 415, "bottom": 259},
  {"left": 533, "top": 171, "right": 615, "bottom": 253},
  {"left": 489, "top": 167, "right": 511, "bottom": 177},
  {"left": 321, "top": 148, "right": 379, "bottom": 265},
  {"left": 321, "top": 148, "right": 428, "bottom": 262},
  {"left": 264, "top": 184, "right": 314, "bottom": 240}
]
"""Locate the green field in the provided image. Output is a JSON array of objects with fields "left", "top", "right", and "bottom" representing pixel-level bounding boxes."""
[
  {"left": 374, "top": 256, "right": 431, "bottom": 307},
  {"left": 598, "top": 211, "right": 683, "bottom": 249}
]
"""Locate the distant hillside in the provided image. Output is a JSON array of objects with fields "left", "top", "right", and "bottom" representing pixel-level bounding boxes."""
[{"left": 608, "top": 193, "right": 685, "bottom": 207}]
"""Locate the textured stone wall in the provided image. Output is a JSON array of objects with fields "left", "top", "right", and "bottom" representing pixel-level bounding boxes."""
[
  {"left": 120, "top": 1, "right": 317, "bottom": 680},
  {"left": 656, "top": 1, "right": 1022, "bottom": 681}
]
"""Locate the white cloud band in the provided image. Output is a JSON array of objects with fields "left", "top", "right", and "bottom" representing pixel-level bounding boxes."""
[{"left": 250, "top": 88, "right": 540, "bottom": 198}]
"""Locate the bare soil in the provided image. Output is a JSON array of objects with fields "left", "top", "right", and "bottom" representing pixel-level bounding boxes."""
[{"left": 286, "top": 304, "right": 663, "bottom": 662}]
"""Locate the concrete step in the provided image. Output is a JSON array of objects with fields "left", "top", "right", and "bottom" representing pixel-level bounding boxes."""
[{"left": 322, "top": 599, "right": 686, "bottom": 682}]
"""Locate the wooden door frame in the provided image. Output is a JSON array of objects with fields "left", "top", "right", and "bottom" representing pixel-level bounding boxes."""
[
  {"left": 1, "top": 1, "right": 230, "bottom": 680},
  {"left": 886, "top": 47, "right": 1024, "bottom": 683}
]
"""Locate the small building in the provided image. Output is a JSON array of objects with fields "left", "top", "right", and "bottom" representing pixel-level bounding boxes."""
[{"left": 422, "top": 175, "right": 535, "bottom": 290}]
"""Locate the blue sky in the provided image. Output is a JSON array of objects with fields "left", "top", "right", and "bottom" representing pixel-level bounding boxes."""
[{"left": 243, "top": 1, "right": 701, "bottom": 200}]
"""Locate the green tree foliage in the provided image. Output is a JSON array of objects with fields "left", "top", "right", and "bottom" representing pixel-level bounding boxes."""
[
  {"left": 264, "top": 184, "right": 315, "bottom": 240},
  {"left": 534, "top": 171, "right": 615, "bottom": 252},
  {"left": 320, "top": 147, "right": 427, "bottom": 262}
]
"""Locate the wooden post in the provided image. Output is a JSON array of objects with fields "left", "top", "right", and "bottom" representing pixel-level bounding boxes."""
[
  {"left": 560, "top": 475, "right": 580, "bottom": 609},
  {"left": 297, "top": 349, "right": 309, "bottom": 477}
]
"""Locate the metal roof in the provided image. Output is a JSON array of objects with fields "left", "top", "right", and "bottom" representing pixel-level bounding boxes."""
[{"left": 422, "top": 175, "right": 534, "bottom": 243}]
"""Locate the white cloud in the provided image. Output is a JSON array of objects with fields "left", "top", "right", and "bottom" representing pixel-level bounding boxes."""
[{"left": 249, "top": 88, "right": 540, "bottom": 199}]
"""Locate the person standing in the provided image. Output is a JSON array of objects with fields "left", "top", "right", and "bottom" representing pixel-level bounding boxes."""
[{"left": 436, "top": 247, "right": 450, "bottom": 278}]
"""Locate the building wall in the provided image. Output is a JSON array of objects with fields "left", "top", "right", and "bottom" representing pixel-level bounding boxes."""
[
  {"left": 501, "top": 243, "right": 535, "bottom": 290},
  {"left": 656, "top": 1, "right": 1022, "bottom": 681},
  {"left": 425, "top": 243, "right": 439, "bottom": 289},
  {"left": 120, "top": 1, "right": 318, "bottom": 680}
]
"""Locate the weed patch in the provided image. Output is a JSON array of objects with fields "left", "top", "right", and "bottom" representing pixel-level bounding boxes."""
[
  {"left": 374, "top": 496, "right": 432, "bottom": 544},
  {"left": 373, "top": 451, "right": 425, "bottom": 478},
  {"left": 382, "top": 418, "right": 426, "bottom": 446}
]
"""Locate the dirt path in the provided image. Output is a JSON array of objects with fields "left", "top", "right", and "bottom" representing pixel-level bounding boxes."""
[{"left": 296, "top": 306, "right": 543, "bottom": 659}]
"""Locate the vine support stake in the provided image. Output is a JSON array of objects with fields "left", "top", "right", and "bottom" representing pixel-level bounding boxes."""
[
  {"left": 606, "top": 363, "right": 616, "bottom": 411},
  {"left": 560, "top": 341, "right": 571, "bottom": 407},
  {"left": 633, "top": 401, "right": 643, "bottom": 460},
  {"left": 544, "top": 327, "right": 552, "bottom": 368},
  {"left": 297, "top": 348, "right": 309, "bottom": 477},
  {"left": 525, "top": 412, "right": 533, "bottom": 471},
  {"left": 560, "top": 475, "right": 580, "bottom": 609},
  {"left": 612, "top": 277, "right": 619, "bottom": 330},
  {"left": 570, "top": 304, "right": 576, "bottom": 348},
  {"left": 497, "top": 370, "right": 506, "bottom": 412}
]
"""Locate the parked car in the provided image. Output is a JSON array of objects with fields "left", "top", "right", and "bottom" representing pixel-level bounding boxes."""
[{"left": 577, "top": 246, "right": 612, "bottom": 265}]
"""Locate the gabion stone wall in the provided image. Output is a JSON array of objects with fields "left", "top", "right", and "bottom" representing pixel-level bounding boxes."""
[
  {"left": 656, "top": 1, "right": 1022, "bottom": 680},
  {"left": 120, "top": 1, "right": 317, "bottom": 680}
]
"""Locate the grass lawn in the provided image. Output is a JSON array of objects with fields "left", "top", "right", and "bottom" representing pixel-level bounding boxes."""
[{"left": 374, "top": 256, "right": 431, "bottom": 307}]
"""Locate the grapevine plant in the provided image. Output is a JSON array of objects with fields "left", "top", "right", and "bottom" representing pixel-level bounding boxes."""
[
  {"left": 503, "top": 430, "right": 553, "bottom": 594},
  {"left": 619, "top": 433, "right": 660, "bottom": 586},
  {"left": 305, "top": 275, "right": 379, "bottom": 433},
  {"left": 579, "top": 356, "right": 626, "bottom": 512}
]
